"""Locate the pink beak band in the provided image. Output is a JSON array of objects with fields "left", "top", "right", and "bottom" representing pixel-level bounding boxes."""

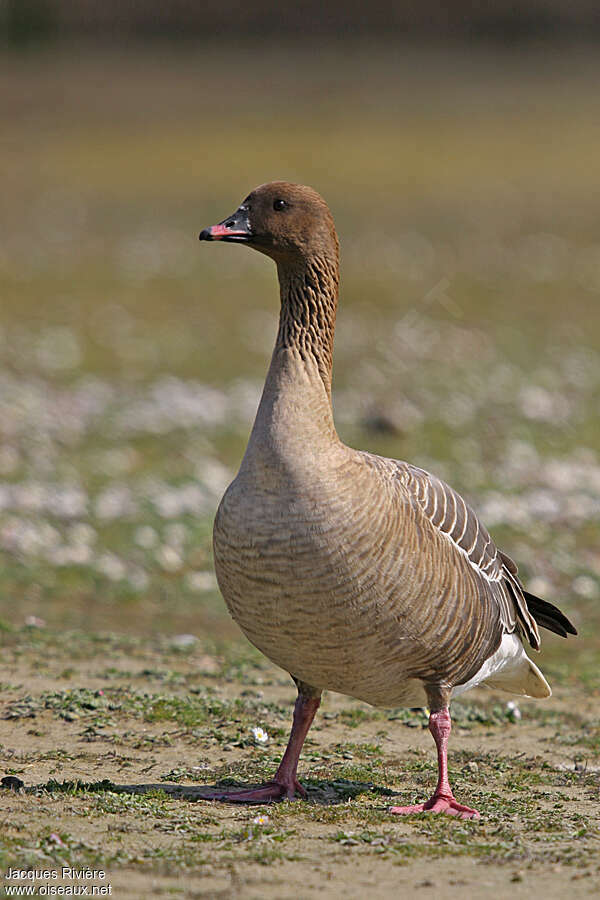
[
  {"left": 199, "top": 205, "right": 251, "bottom": 243},
  {"left": 201, "top": 223, "right": 245, "bottom": 240}
]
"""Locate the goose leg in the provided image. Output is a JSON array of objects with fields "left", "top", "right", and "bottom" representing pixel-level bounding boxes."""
[
  {"left": 390, "top": 707, "right": 480, "bottom": 820},
  {"left": 199, "top": 684, "right": 321, "bottom": 804}
]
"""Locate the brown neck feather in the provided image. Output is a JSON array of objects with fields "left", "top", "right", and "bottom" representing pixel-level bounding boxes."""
[{"left": 275, "top": 253, "right": 339, "bottom": 395}]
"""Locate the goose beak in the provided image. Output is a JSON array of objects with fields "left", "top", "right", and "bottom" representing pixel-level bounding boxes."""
[{"left": 199, "top": 205, "right": 251, "bottom": 243}]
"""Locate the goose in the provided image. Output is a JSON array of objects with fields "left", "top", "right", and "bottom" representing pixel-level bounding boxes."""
[{"left": 198, "top": 182, "right": 576, "bottom": 818}]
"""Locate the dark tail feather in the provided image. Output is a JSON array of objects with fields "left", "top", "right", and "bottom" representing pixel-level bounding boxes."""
[{"left": 524, "top": 591, "right": 577, "bottom": 638}]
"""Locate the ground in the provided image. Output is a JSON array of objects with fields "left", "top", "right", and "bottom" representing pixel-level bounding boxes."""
[
  {"left": 0, "top": 627, "right": 598, "bottom": 898},
  {"left": 0, "top": 42, "right": 599, "bottom": 899}
]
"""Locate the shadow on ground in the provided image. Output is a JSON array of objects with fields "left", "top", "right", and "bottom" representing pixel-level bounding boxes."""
[{"left": 3, "top": 776, "right": 398, "bottom": 805}]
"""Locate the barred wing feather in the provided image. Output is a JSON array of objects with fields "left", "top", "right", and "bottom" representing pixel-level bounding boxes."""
[{"left": 398, "top": 464, "right": 541, "bottom": 651}]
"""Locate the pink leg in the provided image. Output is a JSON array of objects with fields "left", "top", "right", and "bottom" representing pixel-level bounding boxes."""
[
  {"left": 199, "top": 689, "right": 321, "bottom": 804},
  {"left": 390, "top": 707, "right": 480, "bottom": 820}
]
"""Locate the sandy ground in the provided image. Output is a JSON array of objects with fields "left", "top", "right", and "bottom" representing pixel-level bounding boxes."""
[{"left": 1, "top": 636, "right": 598, "bottom": 900}]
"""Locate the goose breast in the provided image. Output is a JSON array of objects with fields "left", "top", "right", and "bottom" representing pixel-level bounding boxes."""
[{"left": 214, "top": 446, "right": 504, "bottom": 708}]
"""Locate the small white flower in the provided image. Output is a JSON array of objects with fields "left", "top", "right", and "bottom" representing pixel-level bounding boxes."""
[
  {"left": 252, "top": 815, "right": 269, "bottom": 825},
  {"left": 16, "top": 483, "right": 45, "bottom": 511},
  {"left": 96, "top": 552, "right": 127, "bottom": 581},
  {"left": 156, "top": 544, "right": 182, "bottom": 572},
  {"left": 519, "top": 385, "right": 569, "bottom": 423},
  {"left": 185, "top": 570, "right": 217, "bottom": 592},
  {"left": 128, "top": 568, "right": 149, "bottom": 592},
  {"left": 152, "top": 490, "right": 184, "bottom": 519},
  {"left": 171, "top": 633, "right": 198, "bottom": 649},
  {"left": 251, "top": 726, "right": 269, "bottom": 745},
  {"left": 195, "top": 458, "right": 232, "bottom": 496},
  {"left": 94, "top": 484, "right": 136, "bottom": 520},
  {"left": 527, "top": 576, "right": 553, "bottom": 598},
  {"left": 572, "top": 575, "right": 598, "bottom": 599},
  {"left": 48, "top": 832, "right": 67, "bottom": 847},
  {"left": 134, "top": 525, "right": 158, "bottom": 549},
  {"left": 506, "top": 701, "right": 522, "bottom": 721},
  {"left": 53, "top": 543, "right": 93, "bottom": 566}
]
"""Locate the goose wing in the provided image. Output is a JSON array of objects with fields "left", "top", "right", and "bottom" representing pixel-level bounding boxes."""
[{"left": 397, "top": 463, "right": 541, "bottom": 650}]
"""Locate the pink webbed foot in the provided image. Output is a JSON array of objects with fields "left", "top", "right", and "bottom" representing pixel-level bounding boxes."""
[
  {"left": 390, "top": 791, "right": 480, "bottom": 820},
  {"left": 199, "top": 777, "right": 307, "bottom": 804},
  {"left": 390, "top": 707, "right": 480, "bottom": 820},
  {"left": 197, "top": 688, "right": 320, "bottom": 806}
]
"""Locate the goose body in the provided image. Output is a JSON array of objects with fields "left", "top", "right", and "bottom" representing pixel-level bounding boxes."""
[
  {"left": 214, "top": 365, "right": 548, "bottom": 709},
  {"left": 200, "top": 182, "right": 576, "bottom": 817}
]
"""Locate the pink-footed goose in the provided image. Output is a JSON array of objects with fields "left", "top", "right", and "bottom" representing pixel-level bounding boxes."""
[{"left": 198, "top": 182, "right": 576, "bottom": 818}]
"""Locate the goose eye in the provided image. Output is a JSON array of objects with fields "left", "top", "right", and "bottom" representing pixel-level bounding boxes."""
[{"left": 273, "top": 199, "right": 288, "bottom": 211}]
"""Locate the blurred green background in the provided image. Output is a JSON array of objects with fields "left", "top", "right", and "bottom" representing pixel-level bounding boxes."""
[{"left": 0, "top": 4, "right": 598, "bottom": 690}]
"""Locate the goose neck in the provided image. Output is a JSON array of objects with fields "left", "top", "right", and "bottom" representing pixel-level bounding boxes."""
[{"left": 275, "top": 254, "right": 339, "bottom": 394}]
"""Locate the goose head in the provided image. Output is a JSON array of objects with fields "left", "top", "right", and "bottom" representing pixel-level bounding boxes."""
[{"left": 199, "top": 181, "right": 338, "bottom": 265}]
